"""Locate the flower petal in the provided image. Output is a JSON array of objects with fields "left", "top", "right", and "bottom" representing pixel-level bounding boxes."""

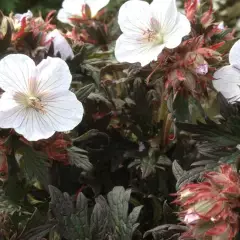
[
  {"left": 229, "top": 39, "right": 240, "bottom": 67},
  {"left": 45, "top": 29, "right": 74, "bottom": 61},
  {"left": 213, "top": 65, "right": 240, "bottom": 100},
  {"left": 164, "top": 13, "right": 191, "bottom": 49},
  {"left": 0, "top": 93, "right": 26, "bottom": 129},
  {"left": 57, "top": 8, "right": 72, "bottom": 24},
  {"left": 14, "top": 10, "right": 33, "bottom": 22},
  {"left": 118, "top": 0, "right": 151, "bottom": 35},
  {"left": 86, "top": 0, "right": 110, "bottom": 17},
  {"left": 15, "top": 108, "right": 55, "bottom": 141},
  {"left": 0, "top": 54, "right": 36, "bottom": 94},
  {"left": 41, "top": 91, "right": 84, "bottom": 132},
  {"left": 115, "top": 34, "right": 165, "bottom": 66},
  {"left": 62, "top": 0, "right": 85, "bottom": 16},
  {"left": 150, "top": 0, "right": 178, "bottom": 33},
  {"left": 36, "top": 57, "right": 72, "bottom": 93}
]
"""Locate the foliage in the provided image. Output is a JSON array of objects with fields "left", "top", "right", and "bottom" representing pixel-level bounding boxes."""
[{"left": 0, "top": 0, "right": 239, "bottom": 239}]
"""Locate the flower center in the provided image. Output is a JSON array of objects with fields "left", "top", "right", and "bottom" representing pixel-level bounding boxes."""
[
  {"left": 141, "top": 18, "right": 164, "bottom": 45},
  {"left": 27, "top": 96, "right": 45, "bottom": 113}
]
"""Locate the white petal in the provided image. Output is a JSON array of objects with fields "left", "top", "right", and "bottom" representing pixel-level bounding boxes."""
[
  {"left": 36, "top": 57, "right": 72, "bottom": 93},
  {"left": 115, "top": 34, "right": 165, "bottom": 66},
  {"left": 229, "top": 39, "right": 240, "bottom": 67},
  {"left": 0, "top": 92, "right": 19, "bottom": 111},
  {"left": 45, "top": 30, "right": 74, "bottom": 61},
  {"left": 150, "top": 0, "right": 178, "bottom": 33},
  {"left": 0, "top": 93, "right": 26, "bottom": 129},
  {"left": 0, "top": 54, "right": 36, "bottom": 94},
  {"left": 213, "top": 65, "right": 240, "bottom": 99},
  {"left": 14, "top": 10, "right": 33, "bottom": 22},
  {"left": 86, "top": 0, "right": 110, "bottom": 17},
  {"left": 41, "top": 91, "right": 84, "bottom": 132},
  {"left": 57, "top": 9, "right": 72, "bottom": 24},
  {"left": 62, "top": 0, "right": 85, "bottom": 16},
  {"left": 15, "top": 108, "right": 55, "bottom": 141},
  {"left": 118, "top": 0, "right": 151, "bottom": 35},
  {"left": 164, "top": 13, "right": 191, "bottom": 49}
]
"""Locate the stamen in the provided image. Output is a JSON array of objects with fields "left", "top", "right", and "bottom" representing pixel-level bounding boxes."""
[
  {"left": 28, "top": 97, "right": 46, "bottom": 114},
  {"left": 143, "top": 29, "right": 156, "bottom": 42}
]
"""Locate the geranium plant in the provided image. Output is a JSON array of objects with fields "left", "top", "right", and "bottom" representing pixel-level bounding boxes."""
[{"left": 0, "top": 0, "right": 239, "bottom": 239}]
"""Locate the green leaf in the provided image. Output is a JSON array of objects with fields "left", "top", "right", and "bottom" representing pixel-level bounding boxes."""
[
  {"left": 143, "top": 224, "right": 187, "bottom": 239},
  {"left": 172, "top": 160, "right": 184, "bottom": 181},
  {"left": 19, "top": 145, "right": 50, "bottom": 188},
  {"left": 19, "top": 223, "right": 54, "bottom": 240},
  {"left": 68, "top": 147, "right": 93, "bottom": 172},
  {"left": 75, "top": 83, "right": 95, "bottom": 102},
  {"left": 0, "top": 188, "right": 22, "bottom": 215},
  {"left": 49, "top": 186, "right": 74, "bottom": 238},
  {"left": 49, "top": 185, "right": 73, "bottom": 221},
  {"left": 90, "top": 196, "right": 111, "bottom": 240},
  {"left": 107, "top": 186, "right": 142, "bottom": 240},
  {"left": 140, "top": 152, "right": 157, "bottom": 178},
  {"left": 176, "top": 122, "right": 240, "bottom": 147},
  {"left": 172, "top": 92, "right": 190, "bottom": 122}
]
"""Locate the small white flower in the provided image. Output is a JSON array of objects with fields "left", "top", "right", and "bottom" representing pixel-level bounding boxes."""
[
  {"left": 183, "top": 209, "right": 200, "bottom": 224},
  {"left": 213, "top": 39, "right": 240, "bottom": 103},
  {"left": 0, "top": 54, "right": 84, "bottom": 141},
  {"left": 217, "top": 21, "right": 225, "bottom": 30},
  {"left": 115, "top": 0, "right": 191, "bottom": 67},
  {"left": 14, "top": 10, "right": 33, "bottom": 22},
  {"left": 196, "top": 63, "right": 208, "bottom": 75},
  {"left": 45, "top": 29, "right": 74, "bottom": 61},
  {"left": 13, "top": 10, "right": 33, "bottom": 30},
  {"left": 57, "top": 0, "right": 110, "bottom": 24}
]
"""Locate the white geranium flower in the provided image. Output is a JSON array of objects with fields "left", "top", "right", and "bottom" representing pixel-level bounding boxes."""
[
  {"left": 45, "top": 29, "right": 74, "bottom": 61},
  {"left": 57, "top": 0, "right": 110, "bottom": 24},
  {"left": 0, "top": 54, "right": 84, "bottom": 141},
  {"left": 115, "top": 0, "right": 191, "bottom": 67},
  {"left": 213, "top": 39, "right": 240, "bottom": 103},
  {"left": 14, "top": 10, "right": 33, "bottom": 22},
  {"left": 13, "top": 10, "right": 33, "bottom": 30}
]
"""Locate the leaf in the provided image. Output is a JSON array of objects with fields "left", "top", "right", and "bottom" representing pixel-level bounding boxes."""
[
  {"left": 75, "top": 83, "right": 95, "bottom": 102},
  {"left": 107, "top": 186, "right": 142, "bottom": 240},
  {"left": 68, "top": 147, "right": 93, "bottom": 172},
  {"left": 19, "top": 223, "right": 54, "bottom": 240},
  {"left": 218, "top": 38, "right": 238, "bottom": 54},
  {"left": 80, "top": 64, "right": 100, "bottom": 86},
  {"left": 157, "top": 155, "right": 172, "bottom": 167},
  {"left": 172, "top": 92, "right": 190, "bottom": 122},
  {"left": 172, "top": 160, "right": 184, "bottom": 181},
  {"left": 90, "top": 196, "right": 111, "bottom": 240},
  {"left": 63, "top": 212, "right": 90, "bottom": 240},
  {"left": 176, "top": 121, "right": 240, "bottom": 147},
  {"left": 143, "top": 224, "right": 187, "bottom": 239},
  {"left": 163, "top": 201, "right": 176, "bottom": 224},
  {"left": 0, "top": 188, "right": 22, "bottom": 215},
  {"left": 18, "top": 208, "right": 48, "bottom": 238},
  {"left": 140, "top": 156, "right": 156, "bottom": 179},
  {"left": 49, "top": 185, "right": 73, "bottom": 221},
  {"left": 19, "top": 145, "right": 50, "bottom": 188}
]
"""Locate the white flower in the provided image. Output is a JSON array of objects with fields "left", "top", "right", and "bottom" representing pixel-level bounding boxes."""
[
  {"left": 0, "top": 54, "right": 84, "bottom": 141},
  {"left": 45, "top": 29, "right": 74, "bottom": 61},
  {"left": 114, "top": 0, "right": 191, "bottom": 67},
  {"left": 13, "top": 10, "right": 33, "bottom": 30},
  {"left": 14, "top": 10, "right": 33, "bottom": 22},
  {"left": 57, "top": 0, "right": 110, "bottom": 24},
  {"left": 196, "top": 63, "right": 208, "bottom": 75},
  {"left": 183, "top": 209, "right": 200, "bottom": 224},
  {"left": 217, "top": 21, "right": 225, "bottom": 30},
  {"left": 213, "top": 39, "right": 240, "bottom": 103}
]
